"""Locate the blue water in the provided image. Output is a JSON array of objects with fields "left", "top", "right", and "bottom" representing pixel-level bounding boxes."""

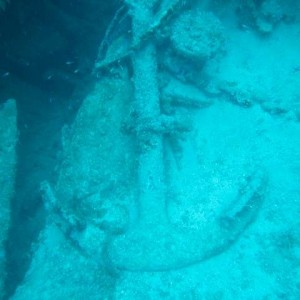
[{"left": 0, "top": 0, "right": 299, "bottom": 299}]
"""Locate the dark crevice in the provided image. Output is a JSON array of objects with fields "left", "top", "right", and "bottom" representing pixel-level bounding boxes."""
[{"left": 0, "top": 0, "right": 118, "bottom": 298}]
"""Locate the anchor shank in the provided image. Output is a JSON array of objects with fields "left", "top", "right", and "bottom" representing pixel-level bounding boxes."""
[
  {"left": 137, "top": 132, "right": 165, "bottom": 224},
  {"left": 131, "top": 11, "right": 166, "bottom": 225}
]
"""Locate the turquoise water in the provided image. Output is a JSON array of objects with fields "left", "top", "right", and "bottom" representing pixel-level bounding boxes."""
[{"left": 0, "top": 0, "right": 299, "bottom": 299}]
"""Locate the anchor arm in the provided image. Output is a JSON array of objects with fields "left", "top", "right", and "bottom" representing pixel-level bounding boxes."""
[{"left": 107, "top": 170, "right": 266, "bottom": 271}]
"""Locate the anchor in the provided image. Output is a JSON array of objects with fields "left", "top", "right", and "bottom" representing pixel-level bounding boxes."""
[{"left": 100, "top": 0, "right": 266, "bottom": 272}]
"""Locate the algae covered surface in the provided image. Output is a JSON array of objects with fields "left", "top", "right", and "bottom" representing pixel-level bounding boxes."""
[{"left": 1, "top": 0, "right": 299, "bottom": 299}]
